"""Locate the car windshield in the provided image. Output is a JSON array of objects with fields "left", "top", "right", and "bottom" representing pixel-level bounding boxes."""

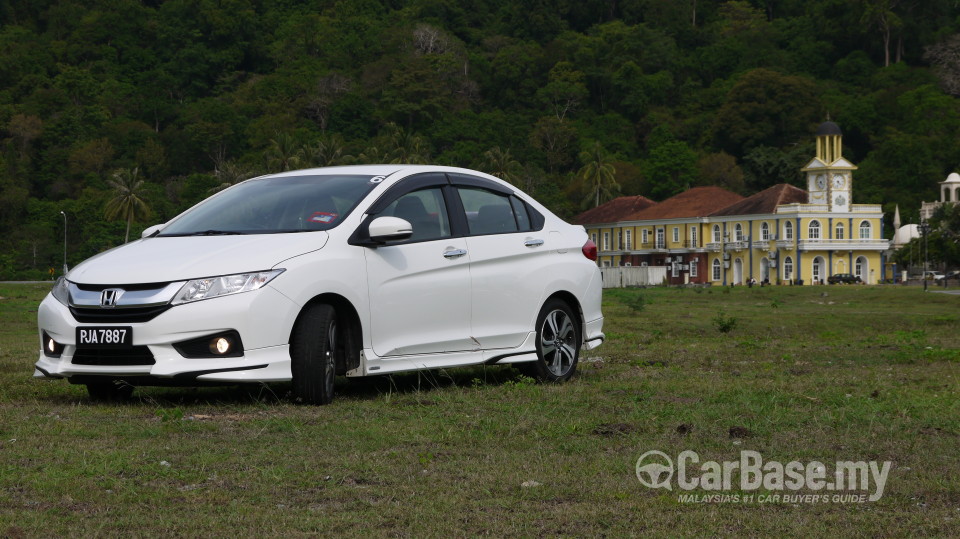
[{"left": 159, "top": 174, "right": 379, "bottom": 236}]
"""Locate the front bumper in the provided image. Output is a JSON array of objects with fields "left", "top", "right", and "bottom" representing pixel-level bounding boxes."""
[{"left": 35, "top": 286, "right": 300, "bottom": 383}]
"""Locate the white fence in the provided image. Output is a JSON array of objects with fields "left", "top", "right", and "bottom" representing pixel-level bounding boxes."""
[{"left": 600, "top": 266, "right": 668, "bottom": 288}]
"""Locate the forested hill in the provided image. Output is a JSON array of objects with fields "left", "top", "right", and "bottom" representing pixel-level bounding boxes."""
[{"left": 1, "top": 0, "right": 959, "bottom": 278}]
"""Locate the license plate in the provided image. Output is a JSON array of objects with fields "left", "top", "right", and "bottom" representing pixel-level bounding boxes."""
[{"left": 76, "top": 327, "right": 133, "bottom": 348}]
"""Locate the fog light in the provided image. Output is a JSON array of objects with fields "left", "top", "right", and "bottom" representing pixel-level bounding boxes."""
[
  {"left": 42, "top": 332, "right": 64, "bottom": 358},
  {"left": 210, "top": 337, "right": 232, "bottom": 355}
]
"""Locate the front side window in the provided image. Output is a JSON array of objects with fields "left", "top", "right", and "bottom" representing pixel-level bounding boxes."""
[
  {"left": 382, "top": 187, "right": 451, "bottom": 242},
  {"left": 161, "top": 174, "right": 379, "bottom": 236}
]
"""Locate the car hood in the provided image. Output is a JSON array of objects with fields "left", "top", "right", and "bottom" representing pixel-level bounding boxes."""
[{"left": 67, "top": 233, "right": 329, "bottom": 285}]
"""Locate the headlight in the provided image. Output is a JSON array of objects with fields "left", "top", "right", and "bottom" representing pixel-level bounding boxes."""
[
  {"left": 51, "top": 277, "right": 70, "bottom": 306},
  {"left": 171, "top": 269, "right": 284, "bottom": 305}
]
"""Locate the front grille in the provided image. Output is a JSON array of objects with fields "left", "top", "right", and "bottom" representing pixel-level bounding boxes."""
[
  {"left": 70, "top": 305, "right": 171, "bottom": 323},
  {"left": 72, "top": 346, "right": 155, "bottom": 366}
]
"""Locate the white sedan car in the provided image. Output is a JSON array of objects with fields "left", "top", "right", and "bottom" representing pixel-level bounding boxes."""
[{"left": 36, "top": 165, "right": 604, "bottom": 403}]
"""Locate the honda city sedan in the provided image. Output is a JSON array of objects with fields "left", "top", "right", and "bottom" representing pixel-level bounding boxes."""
[{"left": 36, "top": 165, "right": 604, "bottom": 404}]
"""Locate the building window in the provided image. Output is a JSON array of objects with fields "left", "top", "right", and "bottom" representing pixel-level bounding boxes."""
[
  {"left": 642, "top": 229, "right": 648, "bottom": 244},
  {"left": 690, "top": 259, "right": 698, "bottom": 278},
  {"left": 734, "top": 223, "right": 743, "bottom": 241},
  {"left": 672, "top": 227, "right": 679, "bottom": 243},
  {"left": 617, "top": 230, "right": 622, "bottom": 250},
  {"left": 602, "top": 232, "right": 610, "bottom": 251},
  {"left": 784, "top": 221, "right": 793, "bottom": 240},
  {"left": 591, "top": 233, "right": 597, "bottom": 246},
  {"left": 859, "top": 220, "right": 871, "bottom": 239},
  {"left": 783, "top": 256, "right": 793, "bottom": 281},
  {"left": 690, "top": 227, "right": 698, "bottom": 247},
  {"left": 809, "top": 220, "right": 821, "bottom": 240},
  {"left": 835, "top": 222, "right": 844, "bottom": 240},
  {"left": 625, "top": 230, "right": 632, "bottom": 250},
  {"left": 656, "top": 228, "right": 665, "bottom": 249},
  {"left": 712, "top": 259, "right": 721, "bottom": 281},
  {"left": 761, "top": 222, "right": 769, "bottom": 241},
  {"left": 712, "top": 224, "right": 721, "bottom": 243},
  {"left": 812, "top": 256, "right": 824, "bottom": 283}
]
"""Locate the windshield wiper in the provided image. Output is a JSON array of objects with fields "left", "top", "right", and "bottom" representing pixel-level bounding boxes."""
[{"left": 162, "top": 230, "right": 247, "bottom": 237}]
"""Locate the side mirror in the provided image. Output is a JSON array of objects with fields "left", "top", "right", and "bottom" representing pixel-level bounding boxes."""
[
  {"left": 368, "top": 216, "right": 413, "bottom": 244},
  {"left": 141, "top": 224, "right": 165, "bottom": 238}
]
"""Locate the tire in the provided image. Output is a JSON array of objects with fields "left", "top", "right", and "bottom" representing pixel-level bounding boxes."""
[
  {"left": 524, "top": 299, "right": 581, "bottom": 382},
  {"left": 290, "top": 303, "right": 339, "bottom": 405},
  {"left": 86, "top": 379, "right": 134, "bottom": 402}
]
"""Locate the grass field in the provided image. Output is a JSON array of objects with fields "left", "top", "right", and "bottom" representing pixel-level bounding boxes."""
[{"left": 1, "top": 283, "right": 958, "bottom": 537}]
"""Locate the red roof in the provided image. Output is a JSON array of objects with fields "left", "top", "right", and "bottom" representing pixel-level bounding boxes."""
[
  {"left": 710, "top": 184, "right": 808, "bottom": 216},
  {"left": 574, "top": 195, "right": 657, "bottom": 225},
  {"left": 627, "top": 186, "right": 744, "bottom": 220}
]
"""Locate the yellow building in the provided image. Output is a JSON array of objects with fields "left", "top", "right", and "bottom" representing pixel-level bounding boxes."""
[{"left": 576, "top": 122, "right": 889, "bottom": 285}]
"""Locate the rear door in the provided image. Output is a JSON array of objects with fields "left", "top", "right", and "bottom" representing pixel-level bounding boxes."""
[{"left": 450, "top": 174, "right": 551, "bottom": 350}]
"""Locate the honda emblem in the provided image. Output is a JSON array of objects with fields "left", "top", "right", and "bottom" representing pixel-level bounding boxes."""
[{"left": 100, "top": 288, "right": 124, "bottom": 308}]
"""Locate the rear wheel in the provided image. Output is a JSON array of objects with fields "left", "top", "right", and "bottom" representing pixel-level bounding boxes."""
[
  {"left": 86, "top": 379, "right": 134, "bottom": 402},
  {"left": 290, "top": 303, "right": 339, "bottom": 405},
  {"left": 523, "top": 299, "right": 581, "bottom": 382}
]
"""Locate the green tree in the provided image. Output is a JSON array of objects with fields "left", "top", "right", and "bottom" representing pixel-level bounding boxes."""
[
  {"left": 482, "top": 147, "right": 523, "bottom": 187},
  {"left": 104, "top": 167, "right": 150, "bottom": 244}
]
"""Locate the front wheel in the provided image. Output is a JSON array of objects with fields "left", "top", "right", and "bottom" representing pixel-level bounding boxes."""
[
  {"left": 524, "top": 299, "right": 581, "bottom": 382},
  {"left": 290, "top": 303, "right": 339, "bottom": 405}
]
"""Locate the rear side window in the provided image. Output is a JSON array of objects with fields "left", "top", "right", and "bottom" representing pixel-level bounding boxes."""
[{"left": 457, "top": 188, "right": 520, "bottom": 235}]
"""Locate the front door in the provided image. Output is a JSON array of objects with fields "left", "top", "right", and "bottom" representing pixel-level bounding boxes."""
[{"left": 364, "top": 186, "right": 474, "bottom": 357}]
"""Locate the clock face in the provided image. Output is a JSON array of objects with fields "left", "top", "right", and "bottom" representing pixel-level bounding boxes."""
[
  {"left": 833, "top": 173, "right": 845, "bottom": 189},
  {"left": 815, "top": 174, "right": 826, "bottom": 190}
]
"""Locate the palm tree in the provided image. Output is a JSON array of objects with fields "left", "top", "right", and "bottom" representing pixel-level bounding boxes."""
[
  {"left": 104, "top": 167, "right": 150, "bottom": 243},
  {"left": 385, "top": 123, "right": 430, "bottom": 164},
  {"left": 299, "top": 134, "right": 349, "bottom": 167},
  {"left": 210, "top": 160, "right": 258, "bottom": 193},
  {"left": 578, "top": 142, "right": 619, "bottom": 208},
  {"left": 482, "top": 146, "right": 522, "bottom": 186},
  {"left": 264, "top": 132, "right": 301, "bottom": 172}
]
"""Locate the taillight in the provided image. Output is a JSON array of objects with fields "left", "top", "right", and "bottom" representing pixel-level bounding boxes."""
[{"left": 582, "top": 239, "right": 597, "bottom": 261}]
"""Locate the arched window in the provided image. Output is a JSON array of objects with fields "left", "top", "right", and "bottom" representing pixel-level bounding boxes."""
[
  {"left": 735, "top": 223, "right": 743, "bottom": 241},
  {"left": 784, "top": 221, "right": 793, "bottom": 240},
  {"left": 808, "top": 220, "right": 821, "bottom": 240},
  {"left": 712, "top": 259, "right": 721, "bottom": 281},
  {"left": 761, "top": 222, "right": 769, "bottom": 241},
  {"left": 835, "top": 222, "right": 844, "bottom": 240},
  {"left": 783, "top": 256, "right": 793, "bottom": 281},
  {"left": 713, "top": 224, "right": 721, "bottom": 243},
  {"left": 859, "top": 220, "right": 871, "bottom": 239}
]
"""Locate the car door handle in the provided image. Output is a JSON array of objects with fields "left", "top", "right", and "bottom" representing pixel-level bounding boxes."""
[
  {"left": 443, "top": 249, "right": 468, "bottom": 259},
  {"left": 524, "top": 239, "right": 544, "bottom": 247}
]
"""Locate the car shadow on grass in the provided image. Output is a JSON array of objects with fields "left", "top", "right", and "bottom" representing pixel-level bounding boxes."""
[{"left": 55, "top": 364, "right": 536, "bottom": 406}]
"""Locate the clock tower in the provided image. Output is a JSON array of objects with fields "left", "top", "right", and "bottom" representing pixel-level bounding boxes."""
[{"left": 800, "top": 121, "right": 857, "bottom": 212}]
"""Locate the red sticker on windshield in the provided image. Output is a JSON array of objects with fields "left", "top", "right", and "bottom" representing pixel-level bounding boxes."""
[{"left": 308, "top": 212, "right": 338, "bottom": 224}]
